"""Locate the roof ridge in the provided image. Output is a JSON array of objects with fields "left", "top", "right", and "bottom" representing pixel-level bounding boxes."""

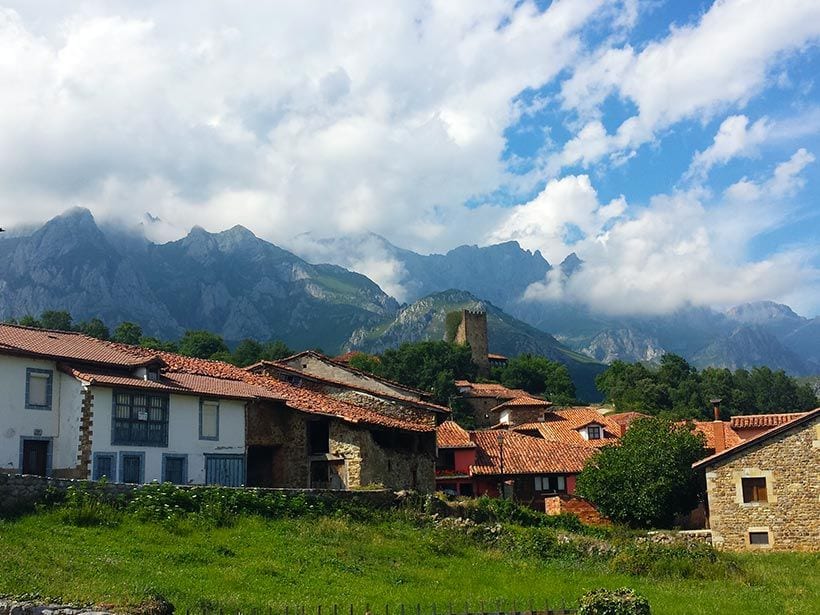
[{"left": 0, "top": 322, "right": 85, "bottom": 336}]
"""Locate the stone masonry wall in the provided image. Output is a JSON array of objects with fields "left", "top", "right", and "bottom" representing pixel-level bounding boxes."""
[
  {"left": 330, "top": 422, "right": 436, "bottom": 493},
  {"left": 0, "top": 473, "right": 396, "bottom": 517},
  {"left": 455, "top": 310, "right": 489, "bottom": 377},
  {"left": 330, "top": 390, "right": 436, "bottom": 427},
  {"left": 703, "top": 415, "right": 819, "bottom": 551}
]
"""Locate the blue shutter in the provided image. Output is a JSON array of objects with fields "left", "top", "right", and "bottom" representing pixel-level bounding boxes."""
[{"left": 205, "top": 455, "right": 245, "bottom": 486}]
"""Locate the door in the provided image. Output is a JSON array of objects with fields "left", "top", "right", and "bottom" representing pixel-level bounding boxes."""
[
  {"left": 205, "top": 454, "right": 245, "bottom": 486},
  {"left": 21, "top": 440, "right": 49, "bottom": 476},
  {"left": 163, "top": 456, "right": 186, "bottom": 485}
]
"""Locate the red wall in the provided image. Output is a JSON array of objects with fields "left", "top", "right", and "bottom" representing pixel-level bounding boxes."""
[{"left": 453, "top": 449, "right": 475, "bottom": 474}]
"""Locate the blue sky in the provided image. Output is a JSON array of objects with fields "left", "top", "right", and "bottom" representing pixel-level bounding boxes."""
[{"left": 0, "top": 1, "right": 818, "bottom": 315}]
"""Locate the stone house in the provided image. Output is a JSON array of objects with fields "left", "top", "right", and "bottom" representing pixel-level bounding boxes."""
[
  {"left": 693, "top": 407, "right": 820, "bottom": 551},
  {"left": 1, "top": 324, "right": 436, "bottom": 491},
  {"left": 454, "top": 380, "right": 529, "bottom": 427}
]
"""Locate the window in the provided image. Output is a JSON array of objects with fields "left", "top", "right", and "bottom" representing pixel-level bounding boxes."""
[
  {"left": 25, "top": 368, "right": 53, "bottom": 410},
  {"left": 742, "top": 477, "right": 768, "bottom": 503},
  {"left": 199, "top": 400, "right": 219, "bottom": 440},
  {"left": 749, "top": 531, "right": 770, "bottom": 545},
  {"left": 112, "top": 391, "right": 169, "bottom": 447},
  {"left": 119, "top": 452, "right": 145, "bottom": 484},
  {"left": 308, "top": 419, "right": 330, "bottom": 455},
  {"left": 92, "top": 452, "right": 116, "bottom": 480},
  {"left": 534, "top": 475, "right": 567, "bottom": 492},
  {"left": 587, "top": 425, "right": 602, "bottom": 440},
  {"left": 436, "top": 449, "right": 456, "bottom": 472},
  {"left": 162, "top": 454, "right": 188, "bottom": 485}
]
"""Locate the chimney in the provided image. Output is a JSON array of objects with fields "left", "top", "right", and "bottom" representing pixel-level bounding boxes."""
[
  {"left": 710, "top": 398, "right": 725, "bottom": 453},
  {"left": 710, "top": 398, "right": 722, "bottom": 421}
]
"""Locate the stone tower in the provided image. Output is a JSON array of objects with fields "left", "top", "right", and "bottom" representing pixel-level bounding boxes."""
[{"left": 455, "top": 309, "right": 490, "bottom": 377}]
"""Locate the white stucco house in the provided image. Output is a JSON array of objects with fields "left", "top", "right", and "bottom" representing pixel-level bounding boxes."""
[{"left": 0, "top": 324, "right": 277, "bottom": 485}]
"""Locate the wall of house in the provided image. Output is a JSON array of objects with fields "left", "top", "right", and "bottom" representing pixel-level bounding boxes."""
[
  {"left": 703, "top": 416, "right": 819, "bottom": 551},
  {"left": 500, "top": 407, "right": 551, "bottom": 426},
  {"left": 89, "top": 387, "right": 246, "bottom": 484},
  {"left": 330, "top": 421, "right": 436, "bottom": 492},
  {"left": 0, "top": 355, "right": 85, "bottom": 476},
  {"left": 280, "top": 355, "right": 424, "bottom": 401},
  {"left": 453, "top": 448, "right": 475, "bottom": 474},
  {"left": 463, "top": 397, "right": 503, "bottom": 427},
  {"left": 246, "top": 400, "right": 309, "bottom": 488}
]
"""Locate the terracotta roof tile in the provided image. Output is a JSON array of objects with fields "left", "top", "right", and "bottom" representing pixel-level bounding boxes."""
[
  {"left": 694, "top": 407, "right": 820, "bottom": 469},
  {"left": 490, "top": 396, "right": 553, "bottom": 412},
  {"left": 730, "top": 413, "right": 808, "bottom": 430},
  {"left": 513, "top": 407, "right": 621, "bottom": 448},
  {"left": 0, "top": 324, "right": 161, "bottom": 367},
  {"left": 248, "top": 360, "right": 450, "bottom": 414},
  {"left": 437, "top": 421, "right": 476, "bottom": 448},
  {"left": 470, "top": 430, "right": 594, "bottom": 475},
  {"left": 684, "top": 421, "right": 743, "bottom": 450},
  {"left": 279, "top": 350, "right": 431, "bottom": 398},
  {"left": 455, "top": 381, "right": 529, "bottom": 400},
  {"left": 606, "top": 411, "right": 650, "bottom": 436}
]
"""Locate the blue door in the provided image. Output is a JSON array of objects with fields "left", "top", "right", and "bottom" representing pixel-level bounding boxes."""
[{"left": 205, "top": 454, "right": 245, "bottom": 486}]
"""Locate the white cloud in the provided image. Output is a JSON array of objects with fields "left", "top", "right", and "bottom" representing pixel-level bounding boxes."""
[
  {"left": 0, "top": 0, "right": 607, "bottom": 252},
  {"left": 554, "top": 0, "right": 820, "bottom": 171},
  {"left": 498, "top": 151, "right": 817, "bottom": 315},
  {"left": 686, "top": 115, "right": 771, "bottom": 180}
]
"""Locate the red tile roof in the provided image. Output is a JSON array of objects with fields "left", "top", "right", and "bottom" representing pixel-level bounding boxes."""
[
  {"left": 0, "top": 325, "right": 432, "bottom": 433},
  {"left": 470, "top": 430, "right": 594, "bottom": 475},
  {"left": 606, "top": 411, "right": 650, "bottom": 436},
  {"left": 491, "top": 396, "right": 553, "bottom": 412},
  {"left": 730, "top": 413, "right": 808, "bottom": 430},
  {"left": 0, "top": 324, "right": 162, "bottom": 367},
  {"left": 437, "top": 421, "right": 476, "bottom": 449},
  {"left": 248, "top": 360, "right": 450, "bottom": 415},
  {"left": 694, "top": 407, "right": 820, "bottom": 469},
  {"left": 60, "top": 364, "right": 282, "bottom": 401},
  {"left": 279, "top": 350, "right": 433, "bottom": 398},
  {"left": 513, "top": 407, "right": 621, "bottom": 448},
  {"left": 455, "top": 381, "right": 529, "bottom": 399},
  {"left": 681, "top": 421, "right": 743, "bottom": 451}
]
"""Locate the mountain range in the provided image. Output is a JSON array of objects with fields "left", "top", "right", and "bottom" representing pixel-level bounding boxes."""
[{"left": 1, "top": 209, "right": 818, "bottom": 394}]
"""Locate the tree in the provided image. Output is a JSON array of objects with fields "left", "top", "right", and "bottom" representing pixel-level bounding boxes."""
[
  {"left": 17, "top": 315, "right": 41, "bottom": 328},
  {"left": 78, "top": 318, "right": 110, "bottom": 340},
  {"left": 232, "top": 339, "right": 264, "bottom": 367},
  {"left": 40, "top": 310, "right": 73, "bottom": 331},
  {"left": 373, "top": 341, "right": 477, "bottom": 405},
  {"left": 139, "top": 336, "right": 179, "bottom": 353},
  {"left": 595, "top": 360, "right": 668, "bottom": 414},
  {"left": 346, "top": 353, "right": 381, "bottom": 374},
  {"left": 575, "top": 417, "right": 707, "bottom": 528},
  {"left": 112, "top": 322, "right": 143, "bottom": 345},
  {"left": 177, "top": 330, "right": 228, "bottom": 359},
  {"left": 496, "top": 354, "right": 576, "bottom": 403},
  {"left": 260, "top": 340, "right": 293, "bottom": 361}
]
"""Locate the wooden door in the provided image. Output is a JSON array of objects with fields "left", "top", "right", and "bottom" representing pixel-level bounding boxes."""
[{"left": 21, "top": 440, "right": 48, "bottom": 476}]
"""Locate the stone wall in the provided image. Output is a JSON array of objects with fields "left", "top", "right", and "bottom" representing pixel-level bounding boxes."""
[
  {"left": 331, "top": 390, "right": 436, "bottom": 427},
  {"left": 455, "top": 310, "right": 489, "bottom": 377},
  {"left": 331, "top": 421, "right": 436, "bottom": 492},
  {"left": 545, "top": 494, "right": 610, "bottom": 525},
  {"left": 703, "top": 415, "right": 819, "bottom": 551},
  {"left": 463, "top": 397, "right": 503, "bottom": 428},
  {"left": 0, "top": 473, "right": 397, "bottom": 517}
]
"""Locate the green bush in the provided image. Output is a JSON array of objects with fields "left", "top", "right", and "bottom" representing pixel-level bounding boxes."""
[
  {"left": 53, "top": 482, "right": 121, "bottom": 527},
  {"left": 579, "top": 588, "right": 650, "bottom": 615}
]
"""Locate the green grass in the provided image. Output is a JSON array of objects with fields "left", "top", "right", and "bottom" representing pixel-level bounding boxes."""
[{"left": 1, "top": 512, "right": 818, "bottom": 614}]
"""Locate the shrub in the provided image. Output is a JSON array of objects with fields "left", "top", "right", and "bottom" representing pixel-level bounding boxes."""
[
  {"left": 579, "top": 588, "right": 651, "bottom": 615},
  {"left": 54, "top": 482, "right": 121, "bottom": 527}
]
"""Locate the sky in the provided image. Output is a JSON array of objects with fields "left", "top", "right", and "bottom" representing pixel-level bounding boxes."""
[{"left": 1, "top": 0, "right": 819, "bottom": 316}]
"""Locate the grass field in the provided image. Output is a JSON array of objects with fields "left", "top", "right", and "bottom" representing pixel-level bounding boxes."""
[{"left": 1, "top": 510, "right": 818, "bottom": 615}]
